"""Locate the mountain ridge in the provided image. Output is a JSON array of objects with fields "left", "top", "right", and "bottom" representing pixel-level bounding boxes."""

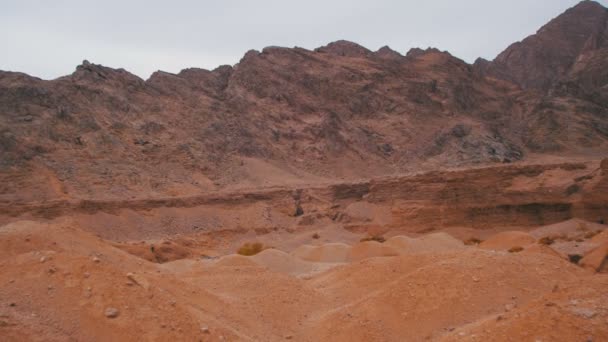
[{"left": 1, "top": 1, "right": 607, "bottom": 202}]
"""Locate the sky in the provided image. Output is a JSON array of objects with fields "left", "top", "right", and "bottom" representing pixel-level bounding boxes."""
[{"left": 1, "top": 0, "right": 606, "bottom": 80}]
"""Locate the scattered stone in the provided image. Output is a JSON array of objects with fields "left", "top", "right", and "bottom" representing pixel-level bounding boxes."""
[
  {"left": 572, "top": 307, "right": 597, "bottom": 319},
  {"left": 285, "top": 335, "right": 293, "bottom": 339},
  {"left": 504, "top": 303, "right": 516, "bottom": 312},
  {"left": 9, "top": 302, "right": 16, "bottom": 307},
  {"left": 40, "top": 256, "right": 47, "bottom": 263},
  {"left": 104, "top": 307, "right": 120, "bottom": 318},
  {"left": 126, "top": 273, "right": 150, "bottom": 290},
  {"left": 92, "top": 257, "right": 101, "bottom": 263},
  {"left": 472, "top": 276, "right": 480, "bottom": 282},
  {"left": 201, "top": 326, "right": 210, "bottom": 334},
  {"left": 83, "top": 272, "right": 91, "bottom": 278}
]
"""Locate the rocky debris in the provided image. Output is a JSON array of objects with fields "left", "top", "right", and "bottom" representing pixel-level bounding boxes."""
[
  {"left": 200, "top": 326, "right": 210, "bottom": 334},
  {"left": 104, "top": 307, "right": 120, "bottom": 318}
]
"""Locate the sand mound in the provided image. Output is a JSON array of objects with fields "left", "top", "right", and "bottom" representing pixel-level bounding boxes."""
[
  {"left": 521, "top": 244, "right": 565, "bottom": 259},
  {"left": 384, "top": 235, "right": 413, "bottom": 250},
  {"left": 386, "top": 232, "right": 466, "bottom": 254},
  {"left": 479, "top": 231, "right": 536, "bottom": 251},
  {"left": 347, "top": 241, "right": 399, "bottom": 261},
  {"left": 580, "top": 242, "right": 608, "bottom": 273},
  {"left": 305, "top": 249, "right": 591, "bottom": 341},
  {"left": 251, "top": 248, "right": 315, "bottom": 275},
  {"left": 439, "top": 277, "right": 608, "bottom": 342},
  {"left": 214, "top": 254, "right": 259, "bottom": 267},
  {"left": 292, "top": 243, "right": 352, "bottom": 263}
]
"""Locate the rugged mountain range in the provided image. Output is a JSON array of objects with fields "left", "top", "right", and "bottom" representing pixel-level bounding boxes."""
[{"left": 1, "top": 0, "right": 607, "bottom": 202}]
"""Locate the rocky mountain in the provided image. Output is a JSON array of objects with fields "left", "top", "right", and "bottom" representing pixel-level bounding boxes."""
[{"left": 1, "top": 1, "right": 607, "bottom": 202}]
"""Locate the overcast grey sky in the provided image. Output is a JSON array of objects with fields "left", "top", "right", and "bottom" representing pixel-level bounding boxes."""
[{"left": 1, "top": 0, "right": 605, "bottom": 80}]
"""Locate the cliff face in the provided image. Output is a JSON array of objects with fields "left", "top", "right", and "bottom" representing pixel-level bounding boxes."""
[{"left": 1, "top": 1, "right": 608, "bottom": 202}]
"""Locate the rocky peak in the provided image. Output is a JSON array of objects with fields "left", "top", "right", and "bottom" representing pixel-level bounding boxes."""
[
  {"left": 70, "top": 60, "right": 144, "bottom": 87},
  {"left": 315, "top": 40, "right": 372, "bottom": 57},
  {"left": 375, "top": 46, "right": 403, "bottom": 59},
  {"left": 488, "top": 1, "right": 608, "bottom": 90},
  {"left": 405, "top": 47, "right": 443, "bottom": 59}
]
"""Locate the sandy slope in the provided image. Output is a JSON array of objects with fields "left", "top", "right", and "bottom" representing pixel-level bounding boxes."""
[{"left": 1, "top": 219, "right": 607, "bottom": 341}]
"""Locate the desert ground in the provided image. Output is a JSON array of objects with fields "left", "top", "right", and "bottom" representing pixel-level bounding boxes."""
[{"left": 1, "top": 159, "right": 607, "bottom": 341}]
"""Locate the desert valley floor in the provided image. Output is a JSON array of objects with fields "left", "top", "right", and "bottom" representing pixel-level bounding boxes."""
[{"left": 1, "top": 159, "right": 608, "bottom": 341}]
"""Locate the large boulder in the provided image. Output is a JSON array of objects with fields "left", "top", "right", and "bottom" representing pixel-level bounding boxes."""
[{"left": 580, "top": 242, "right": 608, "bottom": 273}]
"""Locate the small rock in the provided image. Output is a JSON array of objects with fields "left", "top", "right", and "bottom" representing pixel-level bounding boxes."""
[
  {"left": 285, "top": 335, "right": 293, "bottom": 340},
  {"left": 472, "top": 276, "right": 480, "bottom": 282},
  {"left": 9, "top": 302, "right": 16, "bottom": 307},
  {"left": 40, "top": 256, "right": 47, "bottom": 263},
  {"left": 83, "top": 272, "right": 91, "bottom": 278},
  {"left": 201, "top": 326, "right": 210, "bottom": 334},
  {"left": 92, "top": 257, "right": 101, "bottom": 263},
  {"left": 572, "top": 308, "right": 597, "bottom": 319},
  {"left": 504, "top": 303, "right": 516, "bottom": 312},
  {"left": 104, "top": 307, "right": 120, "bottom": 318},
  {"left": 126, "top": 273, "right": 150, "bottom": 290}
]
